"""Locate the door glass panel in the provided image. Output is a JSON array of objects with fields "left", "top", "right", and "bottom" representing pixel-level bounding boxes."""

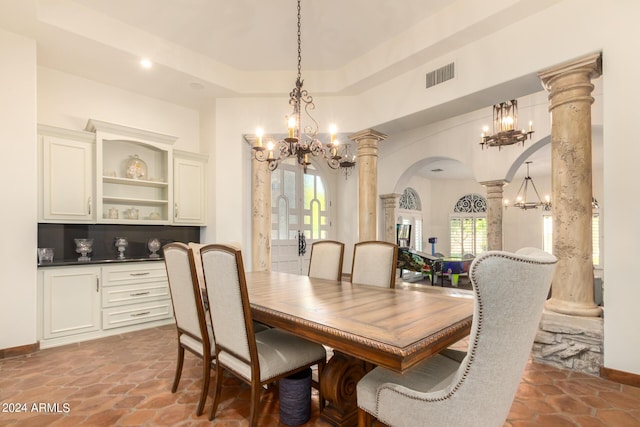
[
  {"left": 304, "top": 174, "right": 314, "bottom": 209},
  {"left": 311, "top": 200, "right": 320, "bottom": 239},
  {"left": 284, "top": 170, "right": 296, "bottom": 209},
  {"left": 278, "top": 198, "right": 288, "bottom": 240},
  {"left": 271, "top": 170, "right": 282, "bottom": 206},
  {"left": 316, "top": 176, "right": 326, "bottom": 210}
]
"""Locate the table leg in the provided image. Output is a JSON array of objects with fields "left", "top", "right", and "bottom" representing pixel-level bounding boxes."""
[{"left": 320, "top": 351, "right": 367, "bottom": 427}]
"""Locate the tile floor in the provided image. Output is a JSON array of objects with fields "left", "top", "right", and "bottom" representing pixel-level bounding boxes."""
[{"left": 1, "top": 325, "right": 639, "bottom": 426}]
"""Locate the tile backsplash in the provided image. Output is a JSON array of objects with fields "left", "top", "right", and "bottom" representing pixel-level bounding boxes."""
[{"left": 38, "top": 223, "right": 200, "bottom": 262}]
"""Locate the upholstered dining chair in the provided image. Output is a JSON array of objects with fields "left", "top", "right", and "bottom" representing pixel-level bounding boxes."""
[
  {"left": 356, "top": 247, "right": 557, "bottom": 427},
  {"left": 189, "top": 241, "right": 270, "bottom": 333},
  {"left": 308, "top": 240, "right": 345, "bottom": 281},
  {"left": 350, "top": 240, "right": 399, "bottom": 288},
  {"left": 199, "top": 244, "right": 327, "bottom": 427},
  {"left": 163, "top": 242, "right": 214, "bottom": 416}
]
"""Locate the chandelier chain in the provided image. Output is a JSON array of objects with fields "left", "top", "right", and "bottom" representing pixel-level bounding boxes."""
[
  {"left": 297, "top": 0, "right": 302, "bottom": 82},
  {"left": 250, "top": 0, "right": 356, "bottom": 176}
]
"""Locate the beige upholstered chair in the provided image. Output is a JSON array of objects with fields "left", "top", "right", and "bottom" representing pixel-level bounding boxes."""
[
  {"left": 357, "top": 247, "right": 557, "bottom": 427},
  {"left": 190, "top": 242, "right": 269, "bottom": 333},
  {"left": 163, "top": 242, "right": 214, "bottom": 416},
  {"left": 200, "top": 244, "right": 327, "bottom": 426},
  {"left": 350, "top": 241, "right": 399, "bottom": 288},
  {"left": 308, "top": 240, "right": 345, "bottom": 281}
]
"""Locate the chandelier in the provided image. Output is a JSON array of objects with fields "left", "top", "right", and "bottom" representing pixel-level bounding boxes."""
[
  {"left": 480, "top": 99, "right": 534, "bottom": 149},
  {"left": 504, "top": 161, "right": 551, "bottom": 210},
  {"left": 252, "top": 0, "right": 355, "bottom": 175}
]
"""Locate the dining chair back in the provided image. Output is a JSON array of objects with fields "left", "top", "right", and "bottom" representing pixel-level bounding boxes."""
[
  {"left": 308, "top": 240, "right": 345, "bottom": 281},
  {"left": 200, "top": 244, "right": 327, "bottom": 426},
  {"left": 351, "top": 241, "right": 399, "bottom": 288},
  {"left": 163, "top": 242, "right": 214, "bottom": 416},
  {"left": 356, "top": 247, "right": 557, "bottom": 427}
]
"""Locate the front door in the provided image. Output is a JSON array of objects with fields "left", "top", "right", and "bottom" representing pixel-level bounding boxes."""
[{"left": 271, "top": 160, "right": 331, "bottom": 274}]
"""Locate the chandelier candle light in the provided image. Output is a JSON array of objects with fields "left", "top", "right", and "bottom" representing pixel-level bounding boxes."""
[
  {"left": 252, "top": 0, "right": 355, "bottom": 175},
  {"left": 480, "top": 99, "right": 534, "bottom": 149}
]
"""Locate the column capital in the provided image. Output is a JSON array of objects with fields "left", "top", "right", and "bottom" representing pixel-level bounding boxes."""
[
  {"left": 479, "top": 179, "right": 508, "bottom": 188},
  {"left": 380, "top": 193, "right": 401, "bottom": 208},
  {"left": 348, "top": 128, "right": 388, "bottom": 143},
  {"left": 538, "top": 53, "right": 602, "bottom": 90}
]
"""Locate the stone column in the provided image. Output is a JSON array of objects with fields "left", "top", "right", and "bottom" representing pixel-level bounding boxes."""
[
  {"left": 248, "top": 137, "right": 272, "bottom": 271},
  {"left": 380, "top": 193, "right": 401, "bottom": 244},
  {"left": 349, "top": 129, "right": 387, "bottom": 242},
  {"left": 480, "top": 180, "right": 506, "bottom": 251},
  {"left": 539, "top": 53, "right": 602, "bottom": 317}
]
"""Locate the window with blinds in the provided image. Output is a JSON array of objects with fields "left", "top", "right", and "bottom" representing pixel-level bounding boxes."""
[
  {"left": 449, "top": 194, "right": 488, "bottom": 258},
  {"left": 450, "top": 216, "right": 487, "bottom": 257}
]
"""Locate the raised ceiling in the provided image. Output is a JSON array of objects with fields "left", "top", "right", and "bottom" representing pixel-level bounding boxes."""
[
  {"left": 0, "top": 0, "right": 573, "bottom": 179},
  {"left": 0, "top": 0, "right": 557, "bottom": 108}
]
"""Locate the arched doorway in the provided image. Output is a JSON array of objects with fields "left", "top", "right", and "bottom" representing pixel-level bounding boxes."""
[{"left": 270, "top": 159, "right": 332, "bottom": 274}]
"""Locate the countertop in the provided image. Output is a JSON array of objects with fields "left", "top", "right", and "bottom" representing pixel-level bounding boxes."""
[{"left": 37, "top": 257, "right": 164, "bottom": 267}]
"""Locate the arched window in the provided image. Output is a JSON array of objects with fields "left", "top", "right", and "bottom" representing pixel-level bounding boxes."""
[
  {"left": 449, "top": 194, "right": 487, "bottom": 257},
  {"left": 398, "top": 187, "right": 423, "bottom": 251},
  {"left": 399, "top": 187, "right": 421, "bottom": 211}
]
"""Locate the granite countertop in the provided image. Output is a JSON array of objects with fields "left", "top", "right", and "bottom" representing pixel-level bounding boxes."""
[{"left": 37, "top": 257, "right": 165, "bottom": 267}]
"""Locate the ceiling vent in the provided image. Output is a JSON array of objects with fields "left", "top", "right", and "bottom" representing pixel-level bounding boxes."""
[{"left": 426, "top": 62, "right": 455, "bottom": 88}]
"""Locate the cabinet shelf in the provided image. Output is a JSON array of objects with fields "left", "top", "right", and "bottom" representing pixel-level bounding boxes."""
[
  {"left": 103, "top": 176, "right": 168, "bottom": 188},
  {"left": 103, "top": 196, "right": 169, "bottom": 206}
]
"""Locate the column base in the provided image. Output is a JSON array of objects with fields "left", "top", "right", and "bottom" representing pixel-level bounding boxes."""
[
  {"left": 532, "top": 309, "right": 603, "bottom": 375},
  {"left": 545, "top": 297, "right": 603, "bottom": 317}
]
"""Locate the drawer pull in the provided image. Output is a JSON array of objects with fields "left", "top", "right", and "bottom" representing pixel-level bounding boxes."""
[
  {"left": 130, "top": 311, "right": 151, "bottom": 317},
  {"left": 130, "top": 291, "right": 151, "bottom": 297},
  {"left": 129, "top": 272, "right": 151, "bottom": 276}
]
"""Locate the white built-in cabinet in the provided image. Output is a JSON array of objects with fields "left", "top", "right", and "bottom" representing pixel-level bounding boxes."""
[
  {"left": 38, "top": 262, "right": 173, "bottom": 348},
  {"left": 37, "top": 120, "right": 207, "bottom": 225},
  {"left": 173, "top": 150, "right": 207, "bottom": 225},
  {"left": 42, "top": 267, "right": 101, "bottom": 340},
  {"left": 38, "top": 125, "right": 95, "bottom": 223}
]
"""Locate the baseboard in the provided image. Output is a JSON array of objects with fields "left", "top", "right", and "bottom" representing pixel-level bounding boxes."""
[
  {"left": 0, "top": 342, "right": 39, "bottom": 359},
  {"left": 600, "top": 366, "right": 640, "bottom": 388}
]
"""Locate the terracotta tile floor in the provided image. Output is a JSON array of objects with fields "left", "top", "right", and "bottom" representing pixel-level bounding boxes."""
[{"left": 1, "top": 325, "right": 639, "bottom": 426}]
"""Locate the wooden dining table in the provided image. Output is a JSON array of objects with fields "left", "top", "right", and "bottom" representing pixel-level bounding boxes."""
[{"left": 245, "top": 271, "right": 474, "bottom": 427}]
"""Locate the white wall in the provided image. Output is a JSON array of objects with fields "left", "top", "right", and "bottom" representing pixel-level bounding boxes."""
[
  {"left": 600, "top": 0, "right": 640, "bottom": 375},
  {"left": 0, "top": 29, "right": 37, "bottom": 349},
  {"left": 37, "top": 67, "right": 200, "bottom": 152}
]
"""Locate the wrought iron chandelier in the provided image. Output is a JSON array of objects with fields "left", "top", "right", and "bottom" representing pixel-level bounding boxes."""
[
  {"left": 480, "top": 99, "right": 534, "bottom": 149},
  {"left": 504, "top": 162, "right": 551, "bottom": 210},
  {"left": 252, "top": 0, "right": 355, "bottom": 175}
]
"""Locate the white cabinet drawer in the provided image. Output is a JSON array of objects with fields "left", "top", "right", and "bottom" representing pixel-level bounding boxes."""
[
  {"left": 102, "top": 281, "right": 170, "bottom": 307},
  {"left": 102, "top": 263, "right": 167, "bottom": 286},
  {"left": 102, "top": 301, "right": 172, "bottom": 330}
]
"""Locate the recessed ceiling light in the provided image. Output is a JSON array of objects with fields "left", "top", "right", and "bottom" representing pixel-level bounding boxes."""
[{"left": 140, "top": 58, "right": 153, "bottom": 69}]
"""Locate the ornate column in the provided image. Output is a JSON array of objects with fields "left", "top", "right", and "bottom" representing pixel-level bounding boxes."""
[
  {"left": 349, "top": 129, "right": 387, "bottom": 242},
  {"left": 380, "top": 193, "right": 401, "bottom": 244},
  {"left": 480, "top": 180, "right": 506, "bottom": 251},
  {"left": 539, "top": 53, "right": 602, "bottom": 317},
  {"left": 249, "top": 137, "right": 272, "bottom": 271}
]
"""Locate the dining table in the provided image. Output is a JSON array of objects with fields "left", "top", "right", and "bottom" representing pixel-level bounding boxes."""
[{"left": 245, "top": 271, "right": 474, "bottom": 427}]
